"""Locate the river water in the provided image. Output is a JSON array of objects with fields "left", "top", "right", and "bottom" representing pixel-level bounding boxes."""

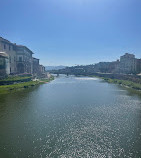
[{"left": 0, "top": 75, "right": 141, "bottom": 158}]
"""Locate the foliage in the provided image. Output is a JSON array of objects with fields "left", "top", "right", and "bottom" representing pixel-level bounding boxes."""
[
  {"left": 0, "top": 76, "right": 55, "bottom": 94},
  {"left": 0, "top": 81, "right": 40, "bottom": 94},
  {"left": 103, "top": 78, "right": 141, "bottom": 90},
  {"left": 40, "top": 76, "right": 54, "bottom": 82}
]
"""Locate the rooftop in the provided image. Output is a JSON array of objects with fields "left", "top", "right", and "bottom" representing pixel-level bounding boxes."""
[
  {"left": 0, "top": 37, "right": 34, "bottom": 54},
  {"left": 16, "top": 45, "right": 34, "bottom": 54},
  {"left": 33, "top": 57, "right": 39, "bottom": 60}
]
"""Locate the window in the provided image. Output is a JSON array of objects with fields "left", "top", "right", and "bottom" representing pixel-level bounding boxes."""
[
  {"left": 0, "top": 58, "right": 4, "bottom": 66},
  {"left": 9, "top": 45, "right": 11, "bottom": 51},
  {"left": 4, "top": 44, "right": 6, "bottom": 49},
  {"left": 9, "top": 56, "right": 11, "bottom": 63},
  {"left": 19, "top": 57, "right": 22, "bottom": 62}
]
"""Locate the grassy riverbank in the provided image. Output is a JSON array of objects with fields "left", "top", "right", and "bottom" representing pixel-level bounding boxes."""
[
  {"left": 88, "top": 74, "right": 141, "bottom": 91},
  {"left": 39, "top": 76, "right": 54, "bottom": 82},
  {"left": 0, "top": 81, "right": 40, "bottom": 94},
  {"left": 0, "top": 75, "right": 32, "bottom": 85},
  {"left": 0, "top": 76, "right": 54, "bottom": 94},
  {"left": 0, "top": 76, "right": 32, "bottom": 82},
  {"left": 102, "top": 78, "right": 141, "bottom": 91}
]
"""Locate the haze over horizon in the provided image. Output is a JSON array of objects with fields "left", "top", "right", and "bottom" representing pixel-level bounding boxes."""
[{"left": 0, "top": 0, "right": 141, "bottom": 66}]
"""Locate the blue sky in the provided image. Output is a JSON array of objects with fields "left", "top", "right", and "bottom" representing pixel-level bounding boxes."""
[{"left": 0, "top": 0, "right": 141, "bottom": 66}]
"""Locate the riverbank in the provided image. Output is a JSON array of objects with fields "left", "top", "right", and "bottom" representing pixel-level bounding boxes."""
[
  {"left": 0, "top": 76, "right": 54, "bottom": 94},
  {"left": 93, "top": 76, "right": 141, "bottom": 91},
  {"left": 0, "top": 75, "right": 32, "bottom": 85},
  {"left": 75, "top": 74, "right": 141, "bottom": 92}
]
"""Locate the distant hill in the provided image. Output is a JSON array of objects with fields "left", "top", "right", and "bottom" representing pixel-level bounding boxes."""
[{"left": 45, "top": 66, "right": 67, "bottom": 71}]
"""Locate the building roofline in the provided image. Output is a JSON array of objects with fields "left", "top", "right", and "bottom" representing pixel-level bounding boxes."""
[
  {"left": 0, "top": 37, "right": 15, "bottom": 46},
  {"left": 0, "top": 37, "right": 34, "bottom": 54},
  {"left": 16, "top": 45, "right": 34, "bottom": 54},
  {"left": 33, "top": 57, "right": 40, "bottom": 60}
]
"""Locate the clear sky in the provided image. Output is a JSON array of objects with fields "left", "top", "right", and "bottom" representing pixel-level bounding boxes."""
[{"left": 0, "top": 0, "right": 141, "bottom": 66}]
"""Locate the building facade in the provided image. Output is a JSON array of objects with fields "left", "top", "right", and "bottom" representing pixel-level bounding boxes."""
[
  {"left": 111, "top": 60, "right": 120, "bottom": 73},
  {"left": 0, "top": 37, "right": 17, "bottom": 74},
  {"left": 33, "top": 57, "right": 40, "bottom": 76},
  {"left": 119, "top": 53, "right": 137, "bottom": 74},
  {"left": 0, "top": 37, "right": 47, "bottom": 78},
  {"left": 94, "top": 60, "right": 119, "bottom": 73},
  {"left": 39, "top": 65, "right": 45, "bottom": 74},
  {"left": 0, "top": 52, "right": 10, "bottom": 77},
  {"left": 136, "top": 59, "right": 141, "bottom": 74},
  {"left": 16, "top": 45, "right": 33, "bottom": 74},
  {"left": 38, "top": 65, "right": 45, "bottom": 78}
]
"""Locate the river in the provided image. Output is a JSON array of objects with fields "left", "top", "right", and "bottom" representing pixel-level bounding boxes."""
[{"left": 0, "top": 75, "right": 141, "bottom": 158}]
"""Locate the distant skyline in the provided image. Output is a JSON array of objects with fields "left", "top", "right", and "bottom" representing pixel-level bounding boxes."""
[{"left": 0, "top": 0, "right": 141, "bottom": 66}]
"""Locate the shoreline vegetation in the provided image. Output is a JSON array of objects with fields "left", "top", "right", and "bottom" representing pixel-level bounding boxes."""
[
  {"left": 104, "top": 78, "right": 141, "bottom": 91},
  {"left": 90, "top": 75, "right": 141, "bottom": 92},
  {"left": 63, "top": 73, "right": 141, "bottom": 92},
  {"left": 0, "top": 76, "right": 54, "bottom": 94}
]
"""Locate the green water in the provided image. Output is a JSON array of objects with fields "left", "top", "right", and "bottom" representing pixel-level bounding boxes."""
[{"left": 0, "top": 76, "right": 141, "bottom": 158}]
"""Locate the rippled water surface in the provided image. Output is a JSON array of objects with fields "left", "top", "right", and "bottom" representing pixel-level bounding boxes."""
[{"left": 0, "top": 76, "right": 141, "bottom": 158}]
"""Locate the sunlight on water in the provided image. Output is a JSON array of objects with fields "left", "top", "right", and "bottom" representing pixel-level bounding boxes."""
[
  {"left": 75, "top": 77, "right": 99, "bottom": 80},
  {"left": 0, "top": 76, "right": 141, "bottom": 158}
]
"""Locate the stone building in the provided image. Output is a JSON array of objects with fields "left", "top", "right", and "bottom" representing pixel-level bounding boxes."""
[
  {"left": 33, "top": 57, "right": 40, "bottom": 76},
  {"left": 94, "top": 60, "right": 119, "bottom": 73},
  {"left": 0, "top": 37, "right": 47, "bottom": 77},
  {"left": 39, "top": 65, "right": 46, "bottom": 77},
  {"left": 39, "top": 65, "right": 45, "bottom": 74},
  {"left": 0, "top": 37, "right": 17, "bottom": 74},
  {"left": 16, "top": 45, "right": 33, "bottom": 74},
  {"left": 94, "top": 62, "right": 110, "bottom": 73},
  {"left": 119, "top": 53, "right": 137, "bottom": 74},
  {"left": 136, "top": 59, "right": 141, "bottom": 74},
  {"left": 0, "top": 52, "right": 10, "bottom": 77},
  {"left": 111, "top": 60, "right": 120, "bottom": 73}
]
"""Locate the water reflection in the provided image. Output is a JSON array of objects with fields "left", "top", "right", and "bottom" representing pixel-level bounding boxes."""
[{"left": 0, "top": 76, "right": 141, "bottom": 158}]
